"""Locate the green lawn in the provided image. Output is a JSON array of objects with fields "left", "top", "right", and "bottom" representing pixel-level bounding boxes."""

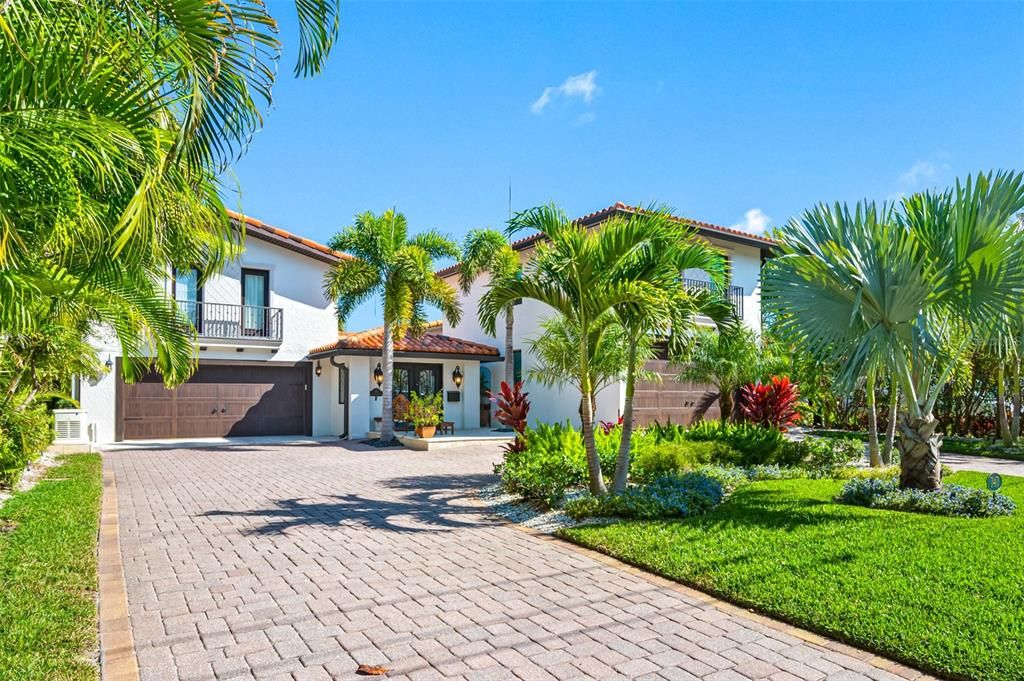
[
  {"left": 0, "top": 454, "right": 102, "bottom": 680},
  {"left": 561, "top": 471, "right": 1024, "bottom": 681}
]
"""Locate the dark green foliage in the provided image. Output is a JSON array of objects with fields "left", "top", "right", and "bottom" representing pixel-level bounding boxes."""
[
  {"left": 780, "top": 437, "right": 864, "bottom": 472},
  {"left": 562, "top": 472, "right": 1024, "bottom": 680},
  {"left": 564, "top": 473, "right": 725, "bottom": 520},
  {"left": 649, "top": 420, "right": 787, "bottom": 466},
  {"left": 0, "top": 454, "right": 101, "bottom": 680},
  {"left": 494, "top": 422, "right": 586, "bottom": 505},
  {"left": 0, "top": 406, "right": 53, "bottom": 488}
]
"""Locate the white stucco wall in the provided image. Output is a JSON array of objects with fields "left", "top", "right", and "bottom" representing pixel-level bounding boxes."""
[
  {"left": 80, "top": 236, "right": 340, "bottom": 443},
  {"left": 439, "top": 231, "right": 766, "bottom": 427}
]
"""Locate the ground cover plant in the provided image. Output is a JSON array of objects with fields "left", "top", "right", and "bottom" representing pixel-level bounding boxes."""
[
  {"left": 561, "top": 470, "right": 1024, "bottom": 680},
  {"left": 837, "top": 477, "right": 1016, "bottom": 518},
  {"left": 0, "top": 454, "right": 102, "bottom": 680}
]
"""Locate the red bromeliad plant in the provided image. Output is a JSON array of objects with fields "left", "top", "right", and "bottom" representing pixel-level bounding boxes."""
[
  {"left": 489, "top": 381, "right": 530, "bottom": 452},
  {"left": 738, "top": 375, "right": 801, "bottom": 430}
]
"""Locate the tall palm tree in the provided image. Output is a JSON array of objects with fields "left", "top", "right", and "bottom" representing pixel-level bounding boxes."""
[
  {"left": 606, "top": 209, "right": 735, "bottom": 493},
  {"left": 480, "top": 204, "right": 668, "bottom": 495},
  {"left": 1, "top": 0, "right": 339, "bottom": 386},
  {"left": 459, "top": 229, "right": 520, "bottom": 388},
  {"left": 765, "top": 171, "right": 1024, "bottom": 489},
  {"left": 679, "top": 327, "right": 765, "bottom": 424},
  {"left": 324, "top": 210, "right": 461, "bottom": 445}
]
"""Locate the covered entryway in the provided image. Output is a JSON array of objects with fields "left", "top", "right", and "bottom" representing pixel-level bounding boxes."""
[
  {"left": 633, "top": 359, "right": 721, "bottom": 427},
  {"left": 116, "top": 361, "right": 312, "bottom": 440}
]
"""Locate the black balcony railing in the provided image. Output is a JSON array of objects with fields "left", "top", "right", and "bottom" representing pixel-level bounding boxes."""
[
  {"left": 178, "top": 301, "right": 283, "bottom": 341},
  {"left": 682, "top": 279, "right": 744, "bottom": 319}
]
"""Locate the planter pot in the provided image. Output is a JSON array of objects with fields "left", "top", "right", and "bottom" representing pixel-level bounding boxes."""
[{"left": 415, "top": 425, "right": 436, "bottom": 439}]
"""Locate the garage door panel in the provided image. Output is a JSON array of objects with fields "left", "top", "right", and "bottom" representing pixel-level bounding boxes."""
[
  {"left": 634, "top": 359, "right": 720, "bottom": 427},
  {"left": 119, "top": 362, "right": 310, "bottom": 440}
]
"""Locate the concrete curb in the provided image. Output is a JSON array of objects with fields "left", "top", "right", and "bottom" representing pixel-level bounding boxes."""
[{"left": 98, "top": 458, "right": 140, "bottom": 681}]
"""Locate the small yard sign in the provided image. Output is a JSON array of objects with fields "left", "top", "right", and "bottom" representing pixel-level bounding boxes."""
[{"left": 986, "top": 473, "right": 1003, "bottom": 493}]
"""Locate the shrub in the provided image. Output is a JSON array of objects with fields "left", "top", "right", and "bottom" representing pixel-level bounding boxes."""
[
  {"left": 632, "top": 441, "right": 741, "bottom": 482},
  {"left": 738, "top": 376, "right": 800, "bottom": 430},
  {"left": 407, "top": 392, "right": 443, "bottom": 428},
  {"left": 494, "top": 421, "right": 585, "bottom": 505},
  {"left": 0, "top": 406, "right": 53, "bottom": 488},
  {"left": 564, "top": 473, "right": 725, "bottom": 520},
  {"left": 836, "top": 478, "right": 1016, "bottom": 518},
  {"left": 646, "top": 420, "right": 787, "bottom": 466},
  {"left": 782, "top": 437, "right": 864, "bottom": 471}
]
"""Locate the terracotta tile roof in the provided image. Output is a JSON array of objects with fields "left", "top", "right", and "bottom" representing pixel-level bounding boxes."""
[
  {"left": 308, "top": 327, "right": 500, "bottom": 358},
  {"left": 436, "top": 201, "right": 775, "bottom": 278},
  {"left": 227, "top": 210, "right": 353, "bottom": 264}
]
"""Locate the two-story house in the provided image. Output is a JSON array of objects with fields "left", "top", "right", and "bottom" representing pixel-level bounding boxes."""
[
  {"left": 79, "top": 213, "right": 498, "bottom": 444},
  {"left": 435, "top": 202, "right": 775, "bottom": 428}
]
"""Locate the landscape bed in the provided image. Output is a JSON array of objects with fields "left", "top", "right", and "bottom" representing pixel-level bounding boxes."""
[
  {"left": 560, "top": 471, "right": 1024, "bottom": 681},
  {"left": 0, "top": 454, "right": 102, "bottom": 680}
]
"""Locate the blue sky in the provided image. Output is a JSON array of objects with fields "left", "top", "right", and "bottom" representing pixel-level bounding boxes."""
[{"left": 230, "top": 1, "right": 1024, "bottom": 331}]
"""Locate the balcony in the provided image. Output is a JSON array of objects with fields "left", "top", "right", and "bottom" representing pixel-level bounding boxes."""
[
  {"left": 682, "top": 279, "right": 744, "bottom": 319},
  {"left": 178, "top": 301, "right": 284, "bottom": 343}
]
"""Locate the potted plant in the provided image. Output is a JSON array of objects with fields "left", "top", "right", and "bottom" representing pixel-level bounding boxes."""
[{"left": 408, "top": 392, "right": 444, "bottom": 438}]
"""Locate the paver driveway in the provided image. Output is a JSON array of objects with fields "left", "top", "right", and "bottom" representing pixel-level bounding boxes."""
[{"left": 106, "top": 442, "right": 927, "bottom": 681}]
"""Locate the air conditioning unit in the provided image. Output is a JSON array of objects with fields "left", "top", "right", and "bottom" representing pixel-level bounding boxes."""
[{"left": 53, "top": 409, "right": 88, "bottom": 444}]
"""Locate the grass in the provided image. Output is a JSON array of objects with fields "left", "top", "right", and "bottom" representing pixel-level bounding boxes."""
[
  {"left": 561, "top": 471, "right": 1024, "bottom": 681},
  {"left": 0, "top": 454, "right": 102, "bottom": 680}
]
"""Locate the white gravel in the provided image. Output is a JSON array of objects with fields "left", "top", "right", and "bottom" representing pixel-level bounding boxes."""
[{"left": 476, "top": 483, "right": 614, "bottom": 534}]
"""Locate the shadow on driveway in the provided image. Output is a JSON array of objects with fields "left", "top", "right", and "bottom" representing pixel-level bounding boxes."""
[{"left": 200, "top": 472, "right": 498, "bottom": 535}]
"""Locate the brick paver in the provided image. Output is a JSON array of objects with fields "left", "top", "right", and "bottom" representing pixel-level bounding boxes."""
[{"left": 106, "top": 442, "right": 930, "bottom": 681}]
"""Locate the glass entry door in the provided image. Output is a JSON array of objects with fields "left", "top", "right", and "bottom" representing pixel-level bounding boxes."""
[
  {"left": 241, "top": 269, "right": 269, "bottom": 335},
  {"left": 392, "top": 363, "right": 442, "bottom": 398}
]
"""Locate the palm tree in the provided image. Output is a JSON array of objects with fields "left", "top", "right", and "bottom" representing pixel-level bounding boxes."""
[
  {"left": 765, "top": 171, "right": 1024, "bottom": 489},
  {"left": 678, "top": 327, "right": 766, "bottom": 424},
  {"left": 1, "top": 0, "right": 339, "bottom": 386},
  {"left": 605, "top": 210, "right": 736, "bottom": 493},
  {"left": 324, "top": 210, "right": 461, "bottom": 445},
  {"left": 459, "top": 229, "right": 520, "bottom": 389},
  {"left": 479, "top": 204, "right": 669, "bottom": 495}
]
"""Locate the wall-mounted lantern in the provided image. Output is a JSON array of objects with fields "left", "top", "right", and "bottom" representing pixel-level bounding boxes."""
[
  {"left": 104, "top": 355, "right": 113, "bottom": 371},
  {"left": 373, "top": 362, "right": 384, "bottom": 388},
  {"left": 452, "top": 365, "right": 463, "bottom": 390},
  {"left": 315, "top": 360, "right": 323, "bottom": 377}
]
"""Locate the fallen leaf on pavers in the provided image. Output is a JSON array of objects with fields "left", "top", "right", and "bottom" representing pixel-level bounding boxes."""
[{"left": 355, "top": 664, "right": 389, "bottom": 676}]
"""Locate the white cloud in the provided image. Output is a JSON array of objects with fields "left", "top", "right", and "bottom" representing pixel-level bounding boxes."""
[
  {"left": 898, "top": 159, "right": 951, "bottom": 189},
  {"left": 531, "top": 70, "right": 600, "bottom": 114},
  {"left": 573, "top": 112, "right": 597, "bottom": 126},
  {"left": 733, "top": 208, "right": 772, "bottom": 235}
]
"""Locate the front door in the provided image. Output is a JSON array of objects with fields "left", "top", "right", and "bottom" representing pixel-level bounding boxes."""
[{"left": 392, "top": 363, "right": 442, "bottom": 398}]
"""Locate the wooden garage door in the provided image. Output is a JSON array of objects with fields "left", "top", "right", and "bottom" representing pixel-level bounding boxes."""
[
  {"left": 118, "top": 362, "right": 311, "bottom": 440},
  {"left": 633, "top": 359, "right": 721, "bottom": 428}
]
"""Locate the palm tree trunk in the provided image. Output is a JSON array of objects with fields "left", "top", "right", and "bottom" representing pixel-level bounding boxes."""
[
  {"left": 612, "top": 337, "right": 638, "bottom": 494},
  {"left": 504, "top": 304, "right": 515, "bottom": 385},
  {"left": 882, "top": 377, "right": 899, "bottom": 466},
  {"left": 379, "top": 322, "right": 395, "bottom": 444},
  {"left": 578, "top": 329, "right": 607, "bottom": 495},
  {"left": 866, "top": 372, "right": 881, "bottom": 467},
  {"left": 718, "top": 384, "right": 732, "bottom": 425},
  {"left": 1012, "top": 357, "right": 1021, "bottom": 443},
  {"left": 998, "top": 362, "right": 1012, "bottom": 446},
  {"left": 896, "top": 413, "right": 942, "bottom": 490}
]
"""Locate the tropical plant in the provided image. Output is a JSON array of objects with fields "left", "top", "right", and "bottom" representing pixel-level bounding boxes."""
[
  {"left": 604, "top": 206, "right": 737, "bottom": 493},
  {"left": 677, "top": 327, "right": 774, "bottom": 424},
  {"left": 489, "top": 381, "right": 530, "bottom": 453},
  {"left": 737, "top": 376, "right": 801, "bottom": 430},
  {"left": 1, "top": 1, "right": 339, "bottom": 387},
  {"left": 480, "top": 204, "right": 676, "bottom": 495},
  {"left": 460, "top": 229, "right": 520, "bottom": 387},
  {"left": 323, "top": 210, "right": 461, "bottom": 444},
  {"left": 765, "top": 171, "right": 1024, "bottom": 489},
  {"left": 494, "top": 421, "right": 586, "bottom": 505},
  {"left": 407, "top": 392, "right": 444, "bottom": 428}
]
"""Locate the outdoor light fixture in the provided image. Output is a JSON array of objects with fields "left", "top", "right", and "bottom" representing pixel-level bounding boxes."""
[
  {"left": 104, "top": 355, "right": 113, "bottom": 370},
  {"left": 373, "top": 363, "right": 384, "bottom": 387},
  {"left": 315, "top": 360, "right": 323, "bottom": 377},
  {"left": 452, "top": 365, "right": 463, "bottom": 389}
]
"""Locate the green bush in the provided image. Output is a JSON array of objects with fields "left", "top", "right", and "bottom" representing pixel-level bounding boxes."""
[
  {"left": 656, "top": 420, "right": 786, "bottom": 466},
  {"left": 494, "top": 421, "right": 586, "bottom": 505},
  {"left": 632, "top": 441, "right": 741, "bottom": 482},
  {"left": 837, "top": 478, "right": 1016, "bottom": 518},
  {"left": 564, "top": 472, "right": 725, "bottom": 520},
  {"left": 0, "top": 406, "right": 53, "bottom": 488}
]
